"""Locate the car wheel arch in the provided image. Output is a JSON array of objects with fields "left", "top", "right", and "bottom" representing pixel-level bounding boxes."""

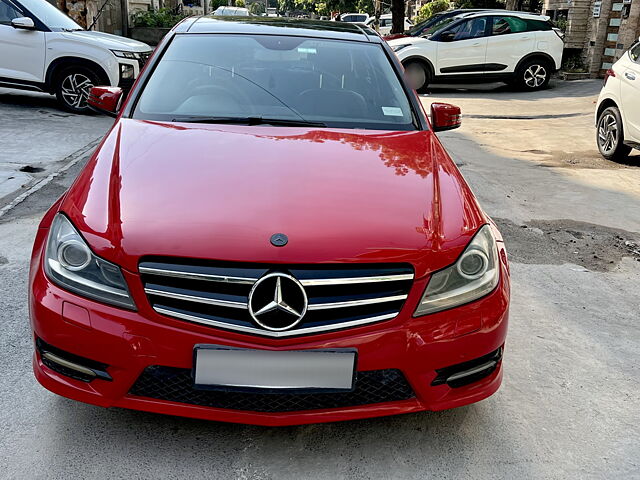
[
  {"left": 596, "top": 98, "right": 619, "bottom": 124},
  {"left": 401, "top": 56, "right": 435, "bottom": 77},
  {"left": 514, "top": 52, "right": 557, "bottom": 74},
  {"left": 45, "top": 57, "right": 111, "bottom": 92}
]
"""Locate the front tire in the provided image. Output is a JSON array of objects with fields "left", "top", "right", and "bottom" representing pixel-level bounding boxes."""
[
  {"left": 54, "top": 66, "right": 100, "bottom": 114},
  {"left": 404, "top": 61, "right": 431, "bottom": 93},
  {"left": 597, "top": 106, "right": 632, "bottom": 161},
  {"left": 515, "top": 59, "right": 552, "bottom": 91}
]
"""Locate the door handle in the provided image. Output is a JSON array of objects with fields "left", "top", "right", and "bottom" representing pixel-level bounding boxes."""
[
  {"left": 472, "top": 42, "right": 481, "bottom": 46},
  {"left": 625, "top": 71, "right": 636, "bottom": 81}
]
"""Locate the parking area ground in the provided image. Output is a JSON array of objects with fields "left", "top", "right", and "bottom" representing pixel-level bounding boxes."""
[{"left": 0, "top": 80, "right": 638, "bottom": 479}]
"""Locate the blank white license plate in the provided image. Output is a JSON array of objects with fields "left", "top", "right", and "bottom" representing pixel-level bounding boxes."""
[{"left": 193, "top": 346, "right": 357, "bottom": 392}]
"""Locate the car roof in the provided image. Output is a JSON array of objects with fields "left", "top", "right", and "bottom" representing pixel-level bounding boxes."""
[
  {"left": 456, "top": 10, "right": 551, "bottom": 21},
  {"left": 176, "top": 16, "right": 381, "bottom": 42}
]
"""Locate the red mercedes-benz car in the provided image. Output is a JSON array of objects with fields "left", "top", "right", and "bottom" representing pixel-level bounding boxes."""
[{"left": 29, "top": 17, "right": 509, "bottom": 426}]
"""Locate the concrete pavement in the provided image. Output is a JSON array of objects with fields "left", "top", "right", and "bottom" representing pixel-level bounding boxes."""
[
  {"left": 0, "top": 80, "right": 638, "bottom": 479},
  {"left": 0, "top": 88, "right": 113, "bottom": 207}
]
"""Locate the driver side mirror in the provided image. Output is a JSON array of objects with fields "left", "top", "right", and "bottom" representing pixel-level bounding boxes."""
[
  {"left": 87, "top": 86, "right": 123, "bottom": 117},
  {"left": 430, "top": 103, "right": 461, "bottom": 132},
  {"left": 439, "top": 31, "right": 456, "bottom": 42},
  {"left": 11, "top": 17, "right": 35, "bottom": 30}
]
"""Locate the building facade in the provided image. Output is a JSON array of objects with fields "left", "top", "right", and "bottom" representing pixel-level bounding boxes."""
[{"left": 544, "top": 0, "right": 640, "bottom": 76}]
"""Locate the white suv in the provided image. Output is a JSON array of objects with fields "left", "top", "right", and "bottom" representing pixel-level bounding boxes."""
[
  {"left": 595, "top": 41, "right": 640, "bottom": 160},
  {"left": 0, "top": 0, "right": 152, "bottom": 112},
  {"left": 389, "top": 12, "right": 564, "bottom": 91},
  {"left": 365, "top": 14, "right": 413, "bottom": 36}
]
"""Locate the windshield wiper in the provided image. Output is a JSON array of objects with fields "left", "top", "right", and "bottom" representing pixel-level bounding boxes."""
[{"left": 170, "top": 116, "right": 326, "bottom": 127}]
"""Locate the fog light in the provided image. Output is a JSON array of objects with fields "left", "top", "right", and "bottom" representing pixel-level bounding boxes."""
[
  {"left": 457, "top": 250, "right": 488, "bottom": 280},
  {"left": 57, "top": 240, "right": 91, "bottom": 271},
  {"left": 120, "top": 63, "right": 134, "bottom": 79}
]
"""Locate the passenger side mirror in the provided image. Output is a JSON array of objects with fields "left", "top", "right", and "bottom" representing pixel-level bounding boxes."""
[
  {"left": 11, "top": 17, "right": 35, "bottom": 30},
  {"left": 439, "top": 31, "right": 456, "bottom": 42},
  {"left": 87, "top": 86, "right": 123, "bottom": 117},
  {"left": 430, "top": 103, "right": 461, "bottom": 132}
]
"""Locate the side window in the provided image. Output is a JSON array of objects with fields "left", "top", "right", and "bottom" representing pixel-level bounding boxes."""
[
  {"left": 0, "top": 0, "right": 22, "bottom": 25},
  {"left": 630, "top": 43, "right": 640, "bottom": 63},
  {"left": 526, "top": 19, "right": 553, "bottom": 31},
  {"left": 492, "top": 16, "right": 528, "bottom": 36},
  {"left": 449, "top": 17, "right": 488, "bottom": 41}
]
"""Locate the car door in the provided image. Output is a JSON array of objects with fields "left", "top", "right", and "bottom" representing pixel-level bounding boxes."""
[
  {"left": 434, "top": 16, "right": 490, "bottom": 76},
  {"left": 620, "top": 43, "right": 640, "bottom": 141},
  {"left": 485, "top": 16, "right": 536, "bottom": 73},
  {"left": 0, "top": 0, "right": 46, "bottom": 84}
]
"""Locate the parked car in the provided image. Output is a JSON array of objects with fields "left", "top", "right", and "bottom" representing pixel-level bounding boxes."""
[
  {"left": 339, "top": 12, "right": 369, "bottom": 23},
  {"left": 384, "top": 8, "right": 490, "bottom": 41},
  {"left": 389, "top": 11, "right": 563, "bottom": 91},
  {"left": 213, "top": 6, "right": 251, "bottom": 16},
  {"left": 0, "top": 0, "right": 152, "bottom": 113},
  {"left": 30, "top": 17, "right": 510, "bottom": 426},
  {"left": 365, "top": 14, "right": 413, "bottom": 36},
  {"left": 595, "top": 41, "right": 640, "bottom": 160}
]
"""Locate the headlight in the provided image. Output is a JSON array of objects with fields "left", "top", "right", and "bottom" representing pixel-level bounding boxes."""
[
  {"left": 111, "top": 49, "right": 140, "bottom": 59},
  {"left": 392, "top": 43, "right": 411, "bottom": 52},
  {"left": 414, "top": 225, "right": 499, "bottom": 316},
  {"left": 44, "top": 214, "right": 136, "bottom": 310}
]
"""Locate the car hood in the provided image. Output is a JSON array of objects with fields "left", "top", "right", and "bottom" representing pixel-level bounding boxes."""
[
  {"left": 61, "top": 31, "right": 151, "bottom": 51},
  {"left": 62, "top": 119, "right": 486, "bottom": 278}
]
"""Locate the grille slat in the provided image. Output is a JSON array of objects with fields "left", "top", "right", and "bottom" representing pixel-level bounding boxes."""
[
  {"left": 129, "top": 366, "right": 415, "bottom": 412},
  {"left": 140, "top": 260, "right": 414, "bottom": 337}
]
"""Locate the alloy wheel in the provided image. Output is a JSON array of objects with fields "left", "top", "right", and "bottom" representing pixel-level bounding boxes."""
[
  {"left": 60, "top": 73, "right": 94, "bottom": 109},
  {"left": 523, "top": 64, "right": 547, "bottom": 88},
  {"left": 598, "top": 112, "right": 619, "bottom": 155}
]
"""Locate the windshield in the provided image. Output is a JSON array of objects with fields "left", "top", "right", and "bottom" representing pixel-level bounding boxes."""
[
  {"left": 19, "top": 0, "right": 81, "bottom": 30},
  {"left": 420, "top": 16, "right": 457, "bottom": 36},
  {"left": 133, "top": 34, "right": 416, "bottom": 130},
  {"left": 408, "top": 13, "right": 443, "bottom": 35}
]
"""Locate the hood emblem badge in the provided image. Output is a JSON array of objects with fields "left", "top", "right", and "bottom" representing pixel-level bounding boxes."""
[{"left": 270, "top": 233, "right": 288, "bottom": 247}]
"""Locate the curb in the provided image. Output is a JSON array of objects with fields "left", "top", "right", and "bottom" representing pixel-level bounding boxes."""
[{"left": 0, "top": 138, "right": 100, "bottom": 220}]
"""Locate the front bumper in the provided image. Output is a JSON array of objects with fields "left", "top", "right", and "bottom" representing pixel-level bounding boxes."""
[{"left": 30, "top": 239, "right": 509, "bottom": 426}]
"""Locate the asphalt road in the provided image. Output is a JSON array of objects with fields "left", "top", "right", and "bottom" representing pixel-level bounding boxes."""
[{"left": 0, "top": 81, "right": 638, "bottom": 479}]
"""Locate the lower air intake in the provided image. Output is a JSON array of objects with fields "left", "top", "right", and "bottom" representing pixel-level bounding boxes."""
[{"left": 129, "top": 366, "right": 415, "bottom": 413}]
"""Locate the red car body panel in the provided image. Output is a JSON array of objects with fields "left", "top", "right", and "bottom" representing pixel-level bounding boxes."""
[
  {"left": 61, "top": 120, "right": 485, "bottom": 278},
  {"left": 383, "top": 33, "right": 409, "bottom": 41}
]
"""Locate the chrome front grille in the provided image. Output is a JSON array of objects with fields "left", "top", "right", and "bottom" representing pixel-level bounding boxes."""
[{"left": 139, "top": 260, "right": 414, "bottom": 337}]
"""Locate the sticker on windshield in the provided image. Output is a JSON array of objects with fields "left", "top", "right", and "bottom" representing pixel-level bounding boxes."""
[
  {"left": 297, "top": 47, "right": 317, "bottom": 54},
  {"left": 382, "top": 107, "right": 404, "bottom": 117}
]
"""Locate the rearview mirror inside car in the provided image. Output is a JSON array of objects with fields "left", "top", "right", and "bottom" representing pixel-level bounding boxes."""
[
  {"left": 431, "top": 103, "right": 461, "bottom": 132},
  {"left": 87, "top": 86, "right": 123, "bottom": 117},
  {"left": 11, "top": 17, "right": 35, "bottom": 30}
]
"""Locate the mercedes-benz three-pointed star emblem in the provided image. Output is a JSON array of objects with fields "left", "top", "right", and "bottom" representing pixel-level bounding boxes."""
[{"left": 248, "top": 273, "right": 308, "bottom": 332}]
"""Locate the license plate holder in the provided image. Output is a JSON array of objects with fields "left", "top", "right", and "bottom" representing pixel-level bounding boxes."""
[{"left": 193, "top": 345, "right": 357, "bottom": 393}]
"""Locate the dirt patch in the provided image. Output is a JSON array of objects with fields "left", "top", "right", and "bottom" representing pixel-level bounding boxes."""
[
  {"left": 0, "top": 256, "right": 7, "bottom": 265},
  {"left": 494, "top": 218, "right": 640, "bottom": 272},
  {"left": 535, "top": 150, "right": 640, "bottom": 170}
]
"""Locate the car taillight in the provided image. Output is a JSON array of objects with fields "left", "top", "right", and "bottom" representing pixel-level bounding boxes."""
[{"left": 604, "top": 69, "right": 616, "bottom": 86}]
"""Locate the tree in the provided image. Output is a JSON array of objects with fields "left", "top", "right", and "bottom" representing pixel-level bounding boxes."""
[
  {"left": 278, "top": 0, "right": 295, "bottom": 13},
  {"left": 356, "top": 0, "right": 373, "bottom": 15},
  {"left": 390, "top": 0, "right": 403, "bottom": 33},
  {"left": 236, "top": 0, "right": 245, "bottom": 6},
  {"left": 249, "top": 1, "right": 265, "bottom": 14},
  {"left": 210, "top": 0, "right": 225, "bottom": 8},
  {"left": 415, "top": 0, "right": 450, "bottom": 23}
]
